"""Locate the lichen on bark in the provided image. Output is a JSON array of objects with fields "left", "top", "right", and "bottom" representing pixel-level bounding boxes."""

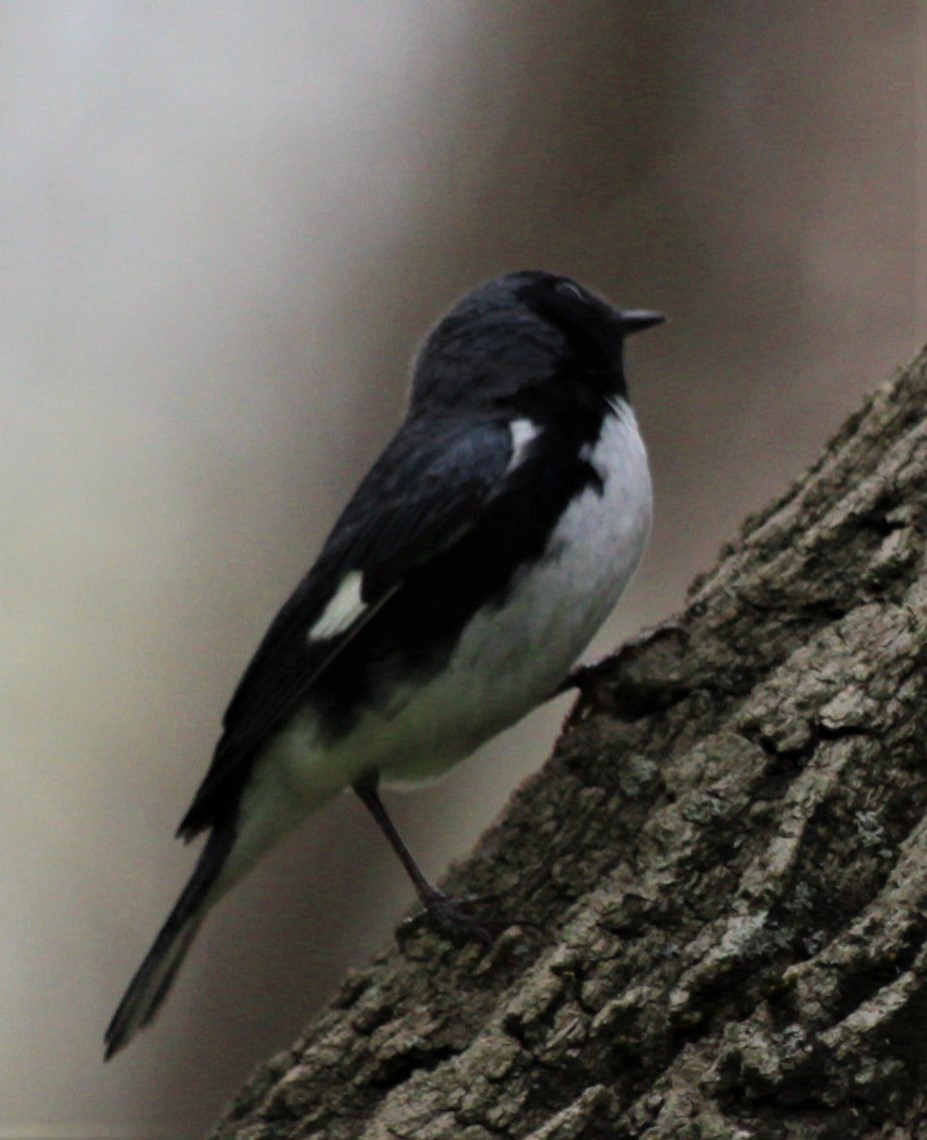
[{"left": 211, "top": 345, "right": 927, "bottom": 1139}]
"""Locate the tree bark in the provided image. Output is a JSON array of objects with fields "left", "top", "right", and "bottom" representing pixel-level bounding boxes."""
[{"left": 210, "top": 345, "right": 927, "bottom": 1139}]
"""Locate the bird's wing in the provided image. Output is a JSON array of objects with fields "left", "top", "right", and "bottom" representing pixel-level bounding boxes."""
[{"left": 178, "top": 413, "right": 520, "bottom": 837}]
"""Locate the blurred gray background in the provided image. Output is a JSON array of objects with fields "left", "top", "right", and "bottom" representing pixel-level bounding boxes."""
[{"left": 1, "top": 3, "right": 921, "bottom": 1136}]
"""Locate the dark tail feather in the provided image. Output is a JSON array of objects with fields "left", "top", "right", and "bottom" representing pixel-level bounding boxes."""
[{"left": 104, "top": 824, "right": 236, "bottom": 1060}]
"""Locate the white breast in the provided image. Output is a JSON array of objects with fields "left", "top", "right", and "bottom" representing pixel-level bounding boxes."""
[{"left": 376, "top": 398, "right": 652, "bottom": 783}]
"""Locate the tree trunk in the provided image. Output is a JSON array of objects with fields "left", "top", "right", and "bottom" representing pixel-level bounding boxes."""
[{"left": 210, "top": 345, "right": 927, "bottom": 1139}]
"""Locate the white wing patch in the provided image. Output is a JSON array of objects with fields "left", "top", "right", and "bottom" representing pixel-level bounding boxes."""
[
  {"left": 308, "top": 570, "right": 366, "bottom": 642},
  {"left": 507, "top": 418, "right": 540, "bottom": 474}
]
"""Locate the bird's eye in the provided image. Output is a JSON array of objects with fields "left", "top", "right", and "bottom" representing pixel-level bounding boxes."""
[{"left": 555, "top": 281, "right": 585, "bottom": 302}]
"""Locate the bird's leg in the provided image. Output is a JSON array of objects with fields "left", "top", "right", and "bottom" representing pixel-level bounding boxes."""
[
  {"left": 352, "top": 777, "right": 439, "bottom": 909},
  {"left": 352, "top": 778, "right": 493, "bottom": 944}
]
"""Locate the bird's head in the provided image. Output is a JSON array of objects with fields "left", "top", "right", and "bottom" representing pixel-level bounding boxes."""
[{"left": 409, "top": 270, "right": 663, "bottom": 415}]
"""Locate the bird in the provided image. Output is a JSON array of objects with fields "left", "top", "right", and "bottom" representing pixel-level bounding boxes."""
[{"left": 103, "top": 269, "right": 662, "bottom": 1058}]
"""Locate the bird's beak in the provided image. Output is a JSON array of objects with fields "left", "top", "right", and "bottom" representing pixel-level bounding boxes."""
[{"left": 619, "top": 309, "right": 665, "bottom": 336}]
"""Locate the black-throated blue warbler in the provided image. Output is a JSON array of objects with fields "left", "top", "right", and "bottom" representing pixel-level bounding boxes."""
[{"left": 104, "top": 270, "right": 662, "bottom": 1058}]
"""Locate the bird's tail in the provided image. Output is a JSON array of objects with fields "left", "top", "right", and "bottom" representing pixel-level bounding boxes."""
[{"left": 103, "top": 823, "right": 236, "bottom": 1060}]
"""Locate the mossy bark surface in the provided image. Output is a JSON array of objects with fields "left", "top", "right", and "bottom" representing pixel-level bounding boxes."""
[{"left": 211, "top": 346, "right": 927, "bottom": 1139}]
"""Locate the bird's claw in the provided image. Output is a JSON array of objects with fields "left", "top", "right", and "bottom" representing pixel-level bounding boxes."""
[
  {"left": 558, "top": 620, "right": 691, "bottom": 728},
  {"left": 398, "top": 889, "right": 536, "bottom": 948}
]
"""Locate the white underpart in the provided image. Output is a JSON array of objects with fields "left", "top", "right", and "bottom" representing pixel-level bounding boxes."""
[
  {"left": 507, "top": 417, "right": 541, "bottom": 473},
  {"left": 229, "top": 398, "right": 652, "bottom": 883},
  {"left": 308, "top": 569, "right": 366, "bottom": 641}
]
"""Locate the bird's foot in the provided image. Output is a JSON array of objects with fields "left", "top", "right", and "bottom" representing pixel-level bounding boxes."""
[
  {"left": 399, "top": 887, "right": 539, "bottom": 948},
  {"left": 421, "top": 888, "right": 502, "bottom": 944},
  {"left": 558, "top": 620, "right": 691, "bottom": 729}
]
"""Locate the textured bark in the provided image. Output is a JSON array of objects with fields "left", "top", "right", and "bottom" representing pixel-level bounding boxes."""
[{"left": 210, "top": 346, "right": 927, "bottom": 1139}]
